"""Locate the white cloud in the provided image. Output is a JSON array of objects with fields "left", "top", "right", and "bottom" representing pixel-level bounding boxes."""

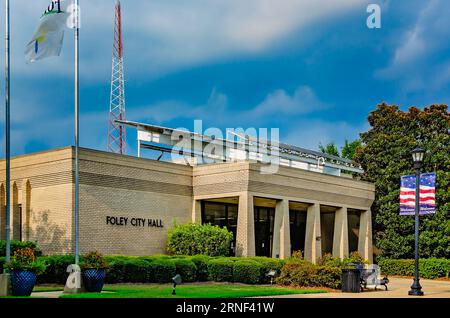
[
  {"left": 127, "top": 85, "right": 325, "bottom": 126},
  {"left": 1, "top": 0, "right": 363, "bottom": 80},
  {"left": 253, "top": 86, "right": 327, "bottom": 116},
  {"left": 376, "top": 0, "right": 450, "bottom": 94},
  {"left": 0, "top": 83, "right": 361, "bottom": 156}
]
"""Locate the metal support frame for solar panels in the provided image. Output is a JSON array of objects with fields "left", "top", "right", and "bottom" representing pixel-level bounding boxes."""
[{"left": 117, "top": 120, "right": 364, "bottom": 175}]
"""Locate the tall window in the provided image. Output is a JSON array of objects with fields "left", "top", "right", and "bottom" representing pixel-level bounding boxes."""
[
  {"left": 320, "top": 212, "right": 335, "bottom": 256},
  {"left": 201, "top": 201, "right": 238, "bottom": 254},
  {"left": 290, "top": 210, "right": 306, "bottom": 255},
  {"left": 347, "top": 210, "right": 361, "bottom": 253},
  {"left": 254, "top": 207, "right": 275, "bottom": 257}
]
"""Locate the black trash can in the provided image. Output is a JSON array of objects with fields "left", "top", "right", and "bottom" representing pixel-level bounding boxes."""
[{"left": 342, "top": 264, "right": 362, "bottom": 293}]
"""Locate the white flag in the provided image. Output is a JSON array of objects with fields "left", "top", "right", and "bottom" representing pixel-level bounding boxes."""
[{"left": 25, "top": 0, "right": 70, "bottom": 63}]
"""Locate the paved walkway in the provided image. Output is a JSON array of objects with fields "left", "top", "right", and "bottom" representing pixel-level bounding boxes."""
[
  {"left": 269, "top": 278, "right": 450, "bottom": 298},
  {"left": 31, "top": 291, "right": 64, "bottom": 298}
]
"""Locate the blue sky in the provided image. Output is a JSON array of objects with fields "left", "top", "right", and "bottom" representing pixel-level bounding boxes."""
[{"left": 0, "top": 0, "right": 449, "bottom": 158}]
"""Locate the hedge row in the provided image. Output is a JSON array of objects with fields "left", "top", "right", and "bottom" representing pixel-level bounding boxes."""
[
  {"left": 378, "top": 258, "right": 450, "bottom": 279},
  {"left": 22, "top": 255, "right": 285, "bottom": 285},
  {"left": 0, "top": 240, "right": 42, "bottom": 257}
]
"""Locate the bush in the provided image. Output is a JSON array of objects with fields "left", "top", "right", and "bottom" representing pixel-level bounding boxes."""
[
  {"left": 248, "top": 257, "right": 285, "bottom": 283},
  {"left": 80, "top": 251, "right": 109, "bottom": 270},
  {"left": 104, "top": 257, "right": 128, "bottom": 284},
  {"left": 190, "top": 255, "right": 210, "bottom": 281},
  {"left": 318, "top": 252, "right": 368, "bottom": 268},
  {"left": 6, "top": 248, "right": 46, "bottom": 274},
  {"left": 0, "top": 240, "right": 42, "bottom": 257},
  {"left": 276, "top": 260, "right": 341, "bottom": 289},
  {"left": 315, "top": 266, "right": 342, "bottom": 289},
  {"left": 38, "top": 255, "right": 75, "bottom": 285},
  {"left": 0, "top": 257, "right": 5, "bottom": 274},
  {"left": 152, "top": 259, "right": 176, "bottom": 283},
  {"left": 174, "top": 259, "right": 197, "bottom": 282},
  {"left": 378, "top": 258, "right": 450, "bottom": 279},
  {"left": 233, "top": 260, "right": 261, "bottom": 284},
  {"left": 167, "top": 223, "right": 233, "bottom": 257},
  {"left": 208, "top": 258, "right": 234, "bottom": 282},
  {"left": 123, "top": 259, "right": 153, "bottom": 283}
]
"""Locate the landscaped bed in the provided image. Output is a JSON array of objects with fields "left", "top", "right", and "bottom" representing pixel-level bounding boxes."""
[{"left": 51, "top": 283, "right": 326, "bottom": 298}]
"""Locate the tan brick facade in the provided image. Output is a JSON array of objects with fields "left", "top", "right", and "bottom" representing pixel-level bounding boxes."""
[{"left": 1, "top": 147, "right": 375, "bottom": 262}]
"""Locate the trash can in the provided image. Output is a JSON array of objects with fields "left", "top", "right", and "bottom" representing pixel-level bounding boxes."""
[{"left": 342, "top": 264, "right": 362, "bottom": 293}]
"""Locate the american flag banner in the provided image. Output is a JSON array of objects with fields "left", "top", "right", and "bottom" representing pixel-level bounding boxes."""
[{"left": 400, "top": 173, "right": 436, "bottom": 216}]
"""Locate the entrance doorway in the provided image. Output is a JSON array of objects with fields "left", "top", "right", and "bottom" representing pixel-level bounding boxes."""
[
  {"left": 254, "top": 207, "right": 275, "bottom": 257},
  {"left": 290, "top": 210, "right": 306, "bottom": 255}
]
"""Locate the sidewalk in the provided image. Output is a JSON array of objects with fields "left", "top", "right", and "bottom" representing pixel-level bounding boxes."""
[{"left": 268, "top": 277, "right": 450, "bottom": 298}]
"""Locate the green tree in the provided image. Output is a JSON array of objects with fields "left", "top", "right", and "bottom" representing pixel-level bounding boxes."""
[
  {"left": 354, "top": 103, "right": 450, "bottom": 259},
  {"left": 319, "top": 142, "right": 340, "bottom": 157},
  {"left": 341, "top": 139, "right": 362, "bottom": 160}
]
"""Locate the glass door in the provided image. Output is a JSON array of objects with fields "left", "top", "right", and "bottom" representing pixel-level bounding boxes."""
[{"left": 254, "top": 207, "right": 275, "bottom": 257}]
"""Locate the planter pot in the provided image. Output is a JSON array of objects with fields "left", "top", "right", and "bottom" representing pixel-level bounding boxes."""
[
  {"left": 11, "top": 271, "right": 37, "bottom": 297},
  {"left": 82, "top": 269, "right": 106, "bottom": 293}
]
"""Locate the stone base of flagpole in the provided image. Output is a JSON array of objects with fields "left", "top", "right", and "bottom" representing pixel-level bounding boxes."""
[
  {"left": 0, "top": 273, "right": 12, "bottom": 297},
  {"left": 63, "top": 266, "right": 85, "bottom": 294}
]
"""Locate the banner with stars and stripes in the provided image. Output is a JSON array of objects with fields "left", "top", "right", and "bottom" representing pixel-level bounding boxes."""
[{"left": 400, "top": 173, "right": 436, "bottom": 216}]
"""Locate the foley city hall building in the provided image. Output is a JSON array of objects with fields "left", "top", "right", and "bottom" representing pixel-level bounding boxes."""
[{"left": 0, "top": 122, "right": 375, "bottom": 263}]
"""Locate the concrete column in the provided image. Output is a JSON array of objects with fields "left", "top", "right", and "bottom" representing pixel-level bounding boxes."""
[
  {"left": 235, "top": 192, "right": 255, "bottom": 257},
  {"left": 272, "top": 199, "right": 291, "bottom": 259},
  {"left": 333, "top": 207, "right": 349, "bottom": 259},
  {"left": 304, "top": 203, "right": 321, "bottom": 263},
  {"left": 192, "top": 200, "right": 202, "bottom": 224},
  {"left": 358, "top": 209, "right": 373, "bottom": 263}
]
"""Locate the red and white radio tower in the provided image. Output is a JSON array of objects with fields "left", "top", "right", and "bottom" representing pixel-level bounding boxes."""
[{"left": 108, "top": 0, "right": 127, "bottom": 154}]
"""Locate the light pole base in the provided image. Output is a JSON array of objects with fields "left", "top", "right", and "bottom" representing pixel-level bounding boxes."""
[
  {"left": 0, "top": 273, "right": 12, "bottom": 297},
  {"left": 408, "top": 289, "right": 424, "bottom": 296},
  {"left": 408, "top": 280, "right": 424, "bottom": 296}
]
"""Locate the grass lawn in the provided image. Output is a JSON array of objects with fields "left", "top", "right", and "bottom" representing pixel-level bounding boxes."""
[
  {"left": 57, "top": 283, "right": 326, "bottom": 298},
  {"left": 33, "top": 285, "right": 66, "bottom": 292}
]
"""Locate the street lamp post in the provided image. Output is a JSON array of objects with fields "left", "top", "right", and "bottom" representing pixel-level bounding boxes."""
[{"left": 408, "top": 146, "right": 425, "bottom": 296}]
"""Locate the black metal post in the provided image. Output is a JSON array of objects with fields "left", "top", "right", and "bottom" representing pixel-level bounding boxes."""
[
  {"left": 408, "top": 167, "right": 423, "bottom": 296},
  {"left": 5, "top": 0, "right": 11, "bottom": 264}
]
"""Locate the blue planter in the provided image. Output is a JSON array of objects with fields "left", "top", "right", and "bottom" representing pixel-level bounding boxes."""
[
  {"left": 83, "top": 269, "right": 106, "bottom": 293},
  {"left": 11, "top": 271, "right": 37, "bottom": 297}
]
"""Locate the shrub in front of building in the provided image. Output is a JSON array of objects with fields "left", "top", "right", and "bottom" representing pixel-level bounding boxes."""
[
  {"left": 37, "top": 255, "right": 75, "bottom": 285},
  {"left": 152, "top": 259, "right": 177, "bottom": 283},
  {"left": 249, "top": 257, "right": 285, "bottom": 284},
  {"left": 378, "top": 258, "right": 450, "bottom": 279},
  {"left": 174, "top": 259, "right": 197, "bottom": 282},
  {"left": 276, "top": 260, "right": 342, "bottom": 289},
  {"left": 167, "top": 223, "right": 233, "bottom": 257},
  {"left": 0, "top": 240, "right": 42, "bottom": 257},
  {"left": 190, "top": 255, "right": 210, "bottom": 281},
  {"left": 207, "top": 258, "right": 234, "bottom": 282},
  {"left": 28, "top": 254, "right": 287, "bottom": 286},
  {"left": 123, "top": 259, "right": 153, "bottom": 283},
  {"left": 104, "top": 257, "right": 128, "bottom": 283},
  {"left": 232, "top": 260, "right": 261, "bottom": 284},
  {"left": 318, "top": 252, "right": 367, "bottom": 268}
]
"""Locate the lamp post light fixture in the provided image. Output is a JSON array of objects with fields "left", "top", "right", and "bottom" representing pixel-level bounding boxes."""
[
  {"left": 408, "top": 146, "right": 425, "bottom": 296},
  {"left": 172, "top": 274, "right": 182, "bottom": 295}
]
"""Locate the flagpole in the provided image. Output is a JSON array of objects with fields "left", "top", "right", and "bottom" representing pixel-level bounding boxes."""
[
  {"left": 74, "top": 0, "right": 80, "bottom": 265},
  {"left": 4, "top": 0, "right": 11, "bottom": 264}
]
